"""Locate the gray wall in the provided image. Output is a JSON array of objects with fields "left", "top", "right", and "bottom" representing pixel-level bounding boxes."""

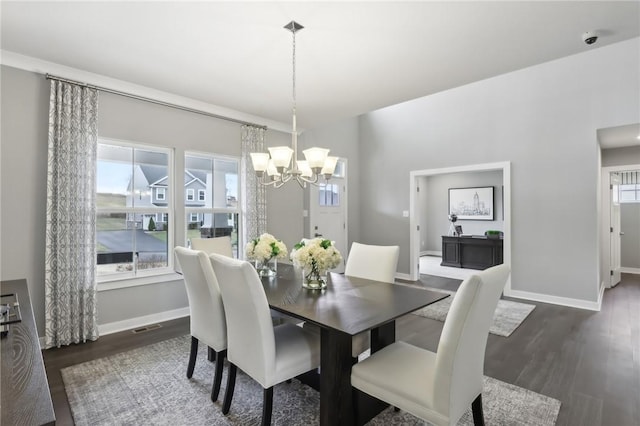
[
  {"left": 602, "top": 146, "right": 640, "bottom": 167},
  {"left": 621, "top": 203, "right": 640, "bottom": 269},
  {"left": 0, "top": 65, "right": 298, "bottom": 335},
  {"left": 351, "top": 38, "right": 639, "bottom": 303},
  {"left": 419, "top": 171, "right": 503, "bottom": 253}
]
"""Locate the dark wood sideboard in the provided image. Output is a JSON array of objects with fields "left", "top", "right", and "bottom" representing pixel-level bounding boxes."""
[
  {"left": 1, "top": 279, "right": 55, "bottom": 425},
  {"left": 441, "top": 235, "right": 503, "bottom": 270}
]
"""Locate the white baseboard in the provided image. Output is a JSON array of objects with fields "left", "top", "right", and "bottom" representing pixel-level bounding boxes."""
[
  {"left": 395, "top": 272, "right": 413, "bottom": 281},
  {"left": 621, "top": 267, "right": 640, "bottom": 275},
  {"left": 39, "top": 307, "right": 191, "bottom": 347},
  {"left": 98, "top": 307, "right": 190, "bottom": 336},
  {"left": 504, "top": 288, "right": 601, "bottom": 311},
  {"left": 421, "top": 251, "right": 442, "bottom": 257}
]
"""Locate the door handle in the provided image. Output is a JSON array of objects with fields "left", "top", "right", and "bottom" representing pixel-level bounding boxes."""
[
  {"left": 620, "top": 232, "right": 625, "bottom": 236},
  {"left": 314, "top": 233, "right": 323, "bottom": 237}
]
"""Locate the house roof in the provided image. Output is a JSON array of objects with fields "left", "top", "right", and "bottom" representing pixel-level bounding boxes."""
[{"left": 139, "top": 165, "right": 207, "bottom": 189}]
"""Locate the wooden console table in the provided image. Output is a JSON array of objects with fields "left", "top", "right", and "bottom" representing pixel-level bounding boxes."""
[
  {"left": 1, "top": 279, "right": 55, "bottom": 425},
  {"left": 441, "top": 235, "right": 503, "bottom": 270}
]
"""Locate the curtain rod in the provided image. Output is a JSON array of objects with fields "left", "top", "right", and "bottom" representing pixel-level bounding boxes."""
[{"left": 45, "top": 74, "right": 268, "bottom": 130}]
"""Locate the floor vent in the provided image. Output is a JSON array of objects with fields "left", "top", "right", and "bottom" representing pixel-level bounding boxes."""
[{"left": 132, "top": 323, "right": 162, "bottom": 334}]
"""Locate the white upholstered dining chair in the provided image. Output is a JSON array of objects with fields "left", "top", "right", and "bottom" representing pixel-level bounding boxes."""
[
  {"left": 174, "top": 247, "right": 227, "bottom": 402},
  {"left": 351, "top": 264, "right": 511, "bottom": 426},
  {"left": 346, "top": 242, "right": 400, "bottom": 358},
  {"left": 209, "top": 253, "right": 321, "bottom": 426},
  {"left": 190, "top": 236, "right": 233, "bottom": 258}
]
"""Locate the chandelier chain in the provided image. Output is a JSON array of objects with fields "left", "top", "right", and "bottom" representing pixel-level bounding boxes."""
[{"left": 292, "top": 26, "right": 296, "bottom": 134}]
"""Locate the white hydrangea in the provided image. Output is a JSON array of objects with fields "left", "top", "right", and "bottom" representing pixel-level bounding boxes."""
[
  {"left": 245, "top": 233, "right": 288, "bottom": 262},
  {"left": 290, "top": 238, "right": 342, "bottom": 271}
]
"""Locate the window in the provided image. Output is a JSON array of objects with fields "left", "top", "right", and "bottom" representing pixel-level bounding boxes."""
[
  {"left": 319, "top": 183, "right": 340, "bottom": 207},
  {"left": 186, "top": 188, "right": 195, "bottom": 201},
  {"left": 97, "top": 141, "right": 172, "bottom": 281},
  {"left": 620, "top": 184, "right": 640, "bottom": 202},
  {"left": 185, "top": 153, "right": 240, "bottom": 257},
  {"left": 156, "top": 187, "right": 166, "bottom": 200},
  {"left": 618, "top": 171, "right": 640, "bottom": 203}
]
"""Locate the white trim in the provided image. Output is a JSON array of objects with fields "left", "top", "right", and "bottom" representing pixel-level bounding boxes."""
[
  {"left": 0, "top": 49, "right": 291, "bottom": 133},
  {"left": 395, "top": 272, "right": 412, "bottom": 281},
  {"left": 98, "top": 272, "right": 183, "bottom": 292},
  {"left": 38, "top": 306, "right": 189, "bottom": 347},
  {"left": 505, "top": 288, "right": 601, "bottom": 311},
  {"left": 621, "top": 267, "right": 640, "bottom": 275},
  {"left": 98, "top": 307, "right": 190, "bottom": 336}
]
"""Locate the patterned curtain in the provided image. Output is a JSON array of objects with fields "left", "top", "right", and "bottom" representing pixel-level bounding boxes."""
[
  {"left": 241, "top": 125, "right": 267, "bottom": 256},
  {"left": 44, "top": 80, "right": 99, "bottom": 348}
]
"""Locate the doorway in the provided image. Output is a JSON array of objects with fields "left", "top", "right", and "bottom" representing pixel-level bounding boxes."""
[
  {"left": 309, "top": 159, "right": 347, "bottom": 273},
  {"left": 409, "top": 161, "right": 511, "bottom": 292},
  {"left": 601, "top": 165, "right": 640, "bottom": 288}
]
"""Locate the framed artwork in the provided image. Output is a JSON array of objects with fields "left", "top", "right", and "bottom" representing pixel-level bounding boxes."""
[
  {"left": 454, "top": 225, "right": 463, "bottom": 236},
  {"left": 448, "top": 186, "right": 494, "bottom": 220}
]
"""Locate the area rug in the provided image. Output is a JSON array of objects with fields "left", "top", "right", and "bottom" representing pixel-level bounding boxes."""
[
  {"left": 411, "top": 289, "right": 536, "bottom": 337},
  {"left": 62, "top": 335, "right": 561, "bottom": 425}
]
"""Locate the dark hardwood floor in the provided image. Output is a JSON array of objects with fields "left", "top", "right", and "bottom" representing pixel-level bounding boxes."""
[{"left": 43, "top": 273, "right": 640, "bottom": 425}]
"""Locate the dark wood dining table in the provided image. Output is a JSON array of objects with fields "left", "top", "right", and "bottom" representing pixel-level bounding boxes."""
[{"left": 261, "top": 265, "right": 449, "bottom": 426}]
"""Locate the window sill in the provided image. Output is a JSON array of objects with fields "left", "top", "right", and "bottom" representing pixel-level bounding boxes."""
[{"left": 97, "top": 272, "right": 183, "bottom": 292}]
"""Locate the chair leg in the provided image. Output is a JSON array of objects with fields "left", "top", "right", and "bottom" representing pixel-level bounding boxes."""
[
  {"left": 261, "top": 386, "right": 273, "bottom": 426},
  {"left": 208, "top": 346, "right": 215, "bottom": 362},
  {"left": 187, "top": 336, "right": 198, "bottom": 378},
  {"left": 222, "top": 363, "right": 237, "bottom": 415},
  {"left": 211, "top": 350, "right": 226, "bottom": 402},
  {"left": 472, "top": 394, "right": 485, "bottom": 426}
]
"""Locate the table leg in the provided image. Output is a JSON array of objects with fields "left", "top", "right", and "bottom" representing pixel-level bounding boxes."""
[
  {"left": 371, "top": 321, "right": 395, "bottom": 353},
  {"left": 320, "top": 327, "right": 353, "bottom": 426}
]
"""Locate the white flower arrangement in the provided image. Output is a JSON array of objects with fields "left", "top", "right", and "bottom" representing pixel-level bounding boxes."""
[
  {"left": 245, "top": 233, "right": 288, "bottom": 262},
  {"left": 290, "top": 238, "right": 342, "bottom": 272}
]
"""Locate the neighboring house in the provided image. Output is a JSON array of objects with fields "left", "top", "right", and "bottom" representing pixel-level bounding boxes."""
[{"left": 126, "top": 165, "right": 230, "bottom": 234}]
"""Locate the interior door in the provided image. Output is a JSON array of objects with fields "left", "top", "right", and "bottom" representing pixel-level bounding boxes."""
[
  {"left": 610, "top": 172, "right": 622, "bottom": 287},
  {"left": 309, "top": 162, "right": 347, "bottom": 273}
]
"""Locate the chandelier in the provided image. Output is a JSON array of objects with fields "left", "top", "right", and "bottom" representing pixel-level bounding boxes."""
[{"left": 250, "top": 21, "right": 338, "bottom": 188}]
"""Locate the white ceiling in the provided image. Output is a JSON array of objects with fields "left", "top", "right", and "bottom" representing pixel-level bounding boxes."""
[{"left": 2, "top": 1, "right": 639, "bottom": 143}]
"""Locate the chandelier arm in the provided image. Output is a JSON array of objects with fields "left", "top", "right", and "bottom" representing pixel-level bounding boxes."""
[{"left": 298, "top": 174, "right": 320, "bottom": 185}]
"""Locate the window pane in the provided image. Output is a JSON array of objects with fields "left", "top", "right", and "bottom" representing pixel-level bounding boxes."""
[
  {"left": 96, "top": 212, "right": 169, "bottom": 274},
  {"left": 185, "top": 155, "right": 212, "bottom": 207},
  {"left": 97, "top": 144, "right": 132, "bottom": 208},
  {"left": 97, "top": 212, "right": 133, "bottom": 275},
  {"left": 620, "top": 189, "right": 638, "bottom": 202},
  {"left": 319, "top": 183, "right": 340, "bottom": 207},
  {"left": 185, "top": 155, "right": 239, "bottom": 209},
  {"left": 134, "top": 148, "right": 169, "bottom": 208},
  {"left": 138, "top": 213, "right": 169, "bottom": 271},
  {"left": 186, "top": 212, "right": 239, "bottom": 257},
  {"left": 215, "top": 158, "right": 238, "bottom": 209}
]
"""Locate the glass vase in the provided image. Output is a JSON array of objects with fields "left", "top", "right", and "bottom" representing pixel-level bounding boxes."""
[
  {"left": 302, "top": 266, "right": 327, "bottom": 290},
  {"left": 255, "top": 257, "right": 277, "bottom": 277}
]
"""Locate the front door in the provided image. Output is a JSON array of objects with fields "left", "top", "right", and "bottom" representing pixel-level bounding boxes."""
[{"left": 309, "top": 160, "right": 347, "bottom": 273}]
